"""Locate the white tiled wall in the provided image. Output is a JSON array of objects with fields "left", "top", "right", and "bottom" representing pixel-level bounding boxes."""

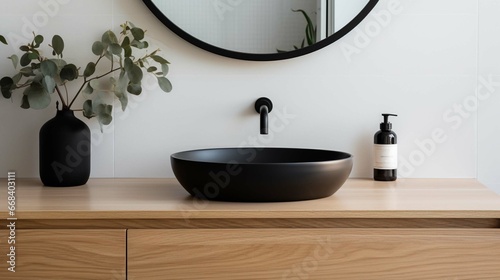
[{"left": 0, "top": 0, "right": 498, "bottom": 193}]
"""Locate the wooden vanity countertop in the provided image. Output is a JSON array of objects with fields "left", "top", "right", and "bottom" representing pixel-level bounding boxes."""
[{"left": 1, "top": 178, "right": 500, "bottom": 220}]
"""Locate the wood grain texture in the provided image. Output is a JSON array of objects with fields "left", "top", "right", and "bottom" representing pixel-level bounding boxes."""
[
  {"left": 1, "top": 178, "right": 500, "bottom": 220},
  {"left": 128, "top": 229, "right": 500, "bottom": 280},
  {"left": 16, "top": 218, "right": 500, "bottom": 229},
  {"left": 0, "top": 230, "right": 126, "bottom": 280}
]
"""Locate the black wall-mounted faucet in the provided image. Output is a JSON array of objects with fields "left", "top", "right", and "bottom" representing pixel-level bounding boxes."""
[{"left": 255, "top": 97, "right": 273, "bottom": 135}]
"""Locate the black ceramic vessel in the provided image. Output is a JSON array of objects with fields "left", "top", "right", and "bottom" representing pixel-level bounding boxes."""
[
  {"left": 171, "top": 148, "right": 353, "bottom": 202},
  {"left": 39, "top": 108, "right": 91, "bottom": 187}
]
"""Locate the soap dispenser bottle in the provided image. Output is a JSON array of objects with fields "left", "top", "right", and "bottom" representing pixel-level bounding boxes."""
[{"left": 374, "top": 113, "right": 398, "bottom": 181}]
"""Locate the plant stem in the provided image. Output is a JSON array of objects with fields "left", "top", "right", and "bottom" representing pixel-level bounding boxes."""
[
  {"left": 67, "top": 67, "right": 122, "bottom": 109},
  {"left": 55, "top": 86, "right": 68, "bottom": 108}
]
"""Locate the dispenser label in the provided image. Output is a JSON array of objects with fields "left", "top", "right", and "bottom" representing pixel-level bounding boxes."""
[{"left": 373, "top": 144, "right": 397, "bottom": 170}]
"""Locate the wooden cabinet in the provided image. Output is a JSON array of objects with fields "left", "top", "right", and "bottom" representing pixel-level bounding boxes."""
[
  {"left": 1, "top": 178, "right": 499, "bottom": 279},
  {"left": 0, "top": 229, "right": 126, "bottom": 280},
  {"left": 128, "top": 229, "right": 500, "bottom": 280}
]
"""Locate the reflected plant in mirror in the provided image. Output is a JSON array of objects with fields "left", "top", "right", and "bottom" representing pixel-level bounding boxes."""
[{"left": 143, "top": 0, "right": 379, "bottom": 61}]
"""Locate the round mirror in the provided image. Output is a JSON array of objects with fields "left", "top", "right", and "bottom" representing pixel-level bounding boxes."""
[{"left": 143, "top": 0, "right": 379, "bottom": 61}]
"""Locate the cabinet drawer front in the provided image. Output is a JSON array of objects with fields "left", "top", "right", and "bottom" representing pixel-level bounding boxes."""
[
  {"left": 129, "top": 229, "right": 500, "bottom": 280},
  {"left": 0, "top": 229, "right": 126, "bottom": 280}
]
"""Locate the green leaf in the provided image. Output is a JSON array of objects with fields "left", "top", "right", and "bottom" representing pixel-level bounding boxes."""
[
  {"left": 40, "top": 60, "right": 58, "bottom": 77},
  {"left": 114, "top": 83, "right": 128, "bottom": 111},
  {"left": 131, "top": 27, "right": 145, "bottom": 40},
  {"left": 19, "top": 67, "right": 35, "bottom": 77},
  {"left": 28, "top": 52, "right": 39, "bottom": 60},
  {"left": 12, "top": 73, "right": 22, "bottom": 85},
  {"left": 127, "top": 83, "right": 142, "bottom": 95},
  {"left": 83, "top": 100, "right": 93, "bottom": 118},
  {"left": 84, "top": 62, "right": 96, "bottom": 77},
  {"left": 124, "top": 57, "right": 133, "bottom": 72},
  {"left": 34, "top": 35, "right": 43, "bottom": 47},
  {"left": 25, "top": 82, "right": 51, "bottom": 109},
  {"left": 121, "top": 36, "right": 132, "bottom": 57},
  {"left": 19, "top": 45, "right": 29, "bottom": 52},
  {"left": 52, "top": 35, "right": 64, "bottom": 56},
  {"left": 42, "top": 76, "right": 56, "bottom": 94},
  {"left": 161, "top": 63, "right": 169, "bottom": 76},
  {"left": 8, "top": 55, "right": 18, "bottom": 69},
  {"left": 0, "top": 77, "right": 14, "bottom": 98},
  {"left": 157, "top": 77, "right": 172, "bottom": 93},
  {"left": 83, "top": 83, "right": 93, "bottom": 95},
  {"left": 109, "top": 43, "right": 123, "bottom": 55},
  {"left": 49, "top": 58, "right": 67, "bottom": 71},
  {"left": 151, "top": 55, "right": 169, "bottom": 64},
  {"left": 60, "top": 64, "right": 79, "bottom": 81},
  {"left": 102, "top": 30, "right": 118, "bottom": 45},
  {"left": 0, "top": 35, "right": 7, "bottom": 45},
  {"left": 96, "top": 103, "right": 113, "bottom": 125},
  {"left": 20, "top": 53, "right": 31, "bottom": 67},
  {"left": 92, "top": 41, "right": 105, "bottom": 56},
  {"left": 130, "top": 39, "right": 148, "bottom": 49},
  {"left": 147, "top": 66, "right": 157, "bottom": 73},
  {"left": 21, "top": 95, "right": 30, "bottom": 109},
  {"left": 127, "top": 64, "right": 143, "bottom": 84}
]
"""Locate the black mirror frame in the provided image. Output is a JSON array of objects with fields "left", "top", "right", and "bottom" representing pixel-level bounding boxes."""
[{"left": 142, "top": 0, "right": 379, "bottom": 61}]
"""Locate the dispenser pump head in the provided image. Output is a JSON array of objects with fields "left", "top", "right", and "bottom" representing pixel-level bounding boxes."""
[{"left": 380, "top": 113, "right": 397, "bottom": 131}]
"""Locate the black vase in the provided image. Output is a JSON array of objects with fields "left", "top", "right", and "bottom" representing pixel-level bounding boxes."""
[{"left": 39, "top": 108, "right": 91, "bottom": 187}]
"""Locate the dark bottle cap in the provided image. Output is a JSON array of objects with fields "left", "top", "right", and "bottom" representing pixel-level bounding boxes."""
[{"left": 380, "top": 113, "right": 397, "bottom": 131}]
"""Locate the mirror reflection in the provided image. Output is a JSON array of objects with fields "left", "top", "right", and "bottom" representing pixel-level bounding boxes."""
[{"left": 150, "top": 0, "right": 370, "bottom": 54}]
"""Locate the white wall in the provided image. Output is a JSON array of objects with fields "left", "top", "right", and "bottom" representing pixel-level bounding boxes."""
[{"left": 0, "top": 0, "right": 498, "bottom": 193}]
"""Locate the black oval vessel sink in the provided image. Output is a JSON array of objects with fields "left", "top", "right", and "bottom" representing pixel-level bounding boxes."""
[{"left": 171, "top": 148, "right": 353, "bottom": 202}]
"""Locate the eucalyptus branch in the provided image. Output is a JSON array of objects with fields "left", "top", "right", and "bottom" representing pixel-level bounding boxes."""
[
  {"left": 68, "top": 67, "right": 121, "bottom": 109},
  {"left": 55, "top": 86, "right": 68, "bottom": 108}
]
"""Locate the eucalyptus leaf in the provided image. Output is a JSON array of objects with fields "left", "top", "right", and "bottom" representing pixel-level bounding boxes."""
[
  {"left": 52, "top": 35, "right": 64, "bottom": 55},
  {"left": 8, "top": 55, "right": 19, "bottom": 69},
  {"left": 109, "top": 43, "right": 123, "bottom": 55},
  {"left": 147, "top": 66, "right": 157, "bottom": 73},
  {"left": 0, "top": 77, "right": 14, "bottom": 98},
  {"left": 101, "top": 30, "right": 118, "bottom": 45},
  {"left": 25, "top": 83, "right": 51, "bottom": 109},
  {"left": 12, "top": 73, "right": 22, "bottom": 85},
  {"left": 92, "top": 41, "right": 105, "bottom": 56},
  {"left": 131, "top": 27, "right": 145, "bottom": 40},
  {"left": 60, "top": 64, "right": 78, "bottom": 81},
  {"left": 34, "top": 35, "right": 44, "bottom": 45},
  {"left": 19, "top": 67, "right": 35, "bottom": 77},
  {"left": 49, "top": 58, "right": 67, "bottom": 71},
  {"left": 0, "top": 35, "right": 7, "bottom": 45},
  {"left": 127, "top": 64, "right": 143, "bottom": 84},
  {"left": 19, "top": 45, "right": 29, "bottom": 52},
  {"left": 40, "top": 60, "right": 58, "bottom": 77},
  {"left": 83, "top": 62, "right": 96, "bottom": 77},
  {"left": 124, "top": 57, "right": 133, "bottom": 72},
  {"left": 20, "top": 95, "right": 30, "bottom": 109},
  {"left": 83, "top": 83, "right": 93, "bottom": 95},
  {"left": 42, "top": 76, "right": 56, "bottom": 94},
  {"left": 20, "top": 53, "right": 31, "bottom": 67},
  {"left": 28, "top": 52, "right": 39, "bottom": 60},
  {"left": 151, "top": 55, "right": 169, "bottom": 64},
  {"left": 157, "top": 77, "right": 172, "bottom": 93},
  {"left": 127, "top": 83, "right": 142, "bottom": 95},
  {"left": 114, "top": 87, "right": 128, "bottom": 111},
  {"left": 96, "top": 103, "right": 113, "bottom": 125},
  {"left": 161, "top": 63, "right": 169, "bottom": 76},
  {"left": 83, "top": 99, "right": 93, "bottom": 118}
]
